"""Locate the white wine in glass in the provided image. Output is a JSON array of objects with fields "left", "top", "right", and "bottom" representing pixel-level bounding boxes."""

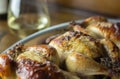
[{"left": 8, "top": 0, "right": 50, "bottom": 38}]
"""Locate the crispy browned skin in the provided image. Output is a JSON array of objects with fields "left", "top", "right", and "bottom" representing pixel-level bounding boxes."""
[
  {"left": 16, "top": 59, "right": 80, "bottom": 79},
  {"left": 70, "top": 16, "right": 120, "bottom": 78},
  {"left": 16, "top": 59, "right": 65, "bottom": 79},
  {"left": 16, "top": 45, "right": 61, "bottom": 79},
  {"left": 49, "top": 31, "right": 104, "bottom": 64},
  {"left": 66, "top": 52, "right": 109, "bottom": 76},
  {"left": 73, "top": 16, "right": 120, "bottom": 50},
  {"left": 86, "top": 22, "right": 120, "bottom": 49},
  {"left": 0, "top": 45, "right": 80, "bottom": 79},
  {"left": 16, "top": 45, "right": 80, "bottom": 79},
  {"left": 0, "top": 54, "right": 16, "bottom": 79},
  {"left": 25, "top": 45, "right": 60, "bottom": 65},
  {"left": 80, "top": 16, "right": 108, "bottom": 27}
]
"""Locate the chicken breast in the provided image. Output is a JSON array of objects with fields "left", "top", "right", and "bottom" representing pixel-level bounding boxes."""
[{"left": 49, "top": 31, "right": 104, "bottom": 64}]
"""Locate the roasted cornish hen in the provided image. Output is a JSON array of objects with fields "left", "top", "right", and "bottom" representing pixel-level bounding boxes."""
[{"left": 0, "top": 16, "right": 120, "bottom": 79}]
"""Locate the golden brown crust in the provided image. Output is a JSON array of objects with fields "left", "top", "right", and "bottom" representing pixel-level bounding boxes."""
[
  {"left": 25, "top": 45, "right": 60, "bottom": 65},
  {"left": 49, "top": 31, "right": 104, "bottom": 61},
  {"left": 0, "top": 54, "right": 16, "bottom": 79},
  {"left": 16, "top": 59, "right": 65, "bottom": 79},
  {"left": 80, "top": 16, "right": 108, "bottom": 27},
  {"left": 87, "top": 22, "right": 115, "bottom": 38},
  {"left": 86, "top": 22, "right": 120, "bottom": 49},
  {"left": 72, "top": 16, "right": 120, "bottom": 50},
  {"left": 16, "top": 45, "right": 80, "bottom": 79},
  {"left": 66, "top": 52, "right": 109, "bottom": 76},
  {"left": 26, "top": 45, "right": 58, "bottom": 58}
]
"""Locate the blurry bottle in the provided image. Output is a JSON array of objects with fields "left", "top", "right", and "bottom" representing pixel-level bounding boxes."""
[{"left": 0, "top": 0, "right": 8, "bottom": 20}]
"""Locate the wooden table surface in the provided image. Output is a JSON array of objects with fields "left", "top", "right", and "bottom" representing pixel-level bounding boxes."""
[{"left": 0, "top": 2, "right": 119, "bottom": 53}]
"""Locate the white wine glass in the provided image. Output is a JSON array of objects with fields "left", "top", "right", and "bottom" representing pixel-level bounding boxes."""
[{"left": 8, "top": 0, "right": 50, "bottom": 38}]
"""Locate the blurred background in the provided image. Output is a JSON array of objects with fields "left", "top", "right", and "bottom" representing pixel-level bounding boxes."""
[
  {"left": 49, "top": 0, "right": 120, "bottom": 25},
  {"left": 0, "top": 0, "right": 120, "bottom": 52},
  {"left": 56, "top": 0, "right": 120, "bottom": 16}
]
